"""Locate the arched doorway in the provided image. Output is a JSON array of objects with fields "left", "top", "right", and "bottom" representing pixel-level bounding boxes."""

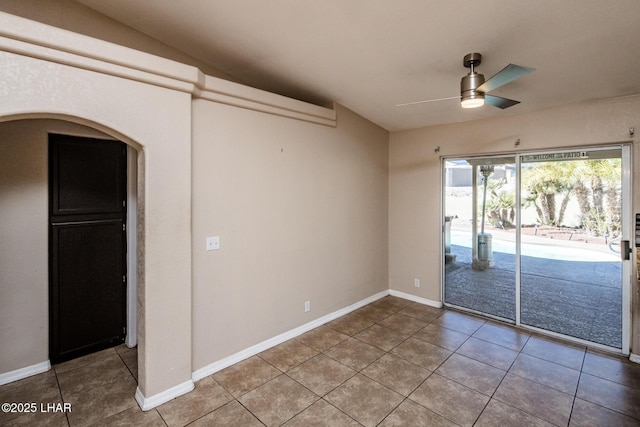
[{"left": 0, "top": 116, "right": 141, "bottom": 377}]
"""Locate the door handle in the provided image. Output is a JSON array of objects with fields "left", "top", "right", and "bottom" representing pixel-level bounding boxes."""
[{"left": 621, "top": 240, "right": 632, "bottom": 261}]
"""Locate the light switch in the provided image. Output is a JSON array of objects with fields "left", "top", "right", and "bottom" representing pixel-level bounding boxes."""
[{"left": 206, "top": 236, "right": 220, "bottom": 251}]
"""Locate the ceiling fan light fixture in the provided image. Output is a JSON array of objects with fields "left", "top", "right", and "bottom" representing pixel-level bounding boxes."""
[{"left": 461, "top": 93, "right": 485, "bottom": 108}]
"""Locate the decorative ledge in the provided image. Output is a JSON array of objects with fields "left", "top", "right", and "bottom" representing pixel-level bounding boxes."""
[
  {"left": 198, "top": 75, "right": 336, "bottom": 126},
  {"left": 0, "top": 11, "right": 336, "bottom": 127}
]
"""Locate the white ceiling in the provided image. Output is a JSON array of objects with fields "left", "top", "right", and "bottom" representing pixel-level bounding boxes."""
[{"left": 77, "top": 0, "right": 640, "bottom": 131}]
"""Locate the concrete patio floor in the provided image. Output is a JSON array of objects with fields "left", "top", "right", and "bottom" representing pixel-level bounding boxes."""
[{"left": 444, "top": 234, "right": 622, "bottom": 349}]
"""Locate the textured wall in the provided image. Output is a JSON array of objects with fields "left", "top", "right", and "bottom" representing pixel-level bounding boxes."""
[{"left": 191, "top": 102, "right": 389, "bottom": 369}]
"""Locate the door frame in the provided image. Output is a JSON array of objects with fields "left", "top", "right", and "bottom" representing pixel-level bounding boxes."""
[
  {"left": 442, "top": 143, "right": 633, "bottom": 354},
  {"left": 126, "top": 145, "right": 138, "bottom": 348}
]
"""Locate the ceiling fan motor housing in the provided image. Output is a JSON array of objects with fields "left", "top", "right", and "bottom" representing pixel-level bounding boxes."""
[{"left": 461, "top": 53, "right": 485, "bottom": 102}]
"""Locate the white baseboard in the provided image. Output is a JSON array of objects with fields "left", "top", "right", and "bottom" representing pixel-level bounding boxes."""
[
  {"left": 192, "top": 290, "right": 389, "bottom": 382},
  {"left": 630, "top": 353, "right": 640, "bottom": 364},
  {"left": 0, "top": 360, "right": 51, "bottom": 386},
  {"left": 389, "top": 289, "right": 442, "bottom": 308},
  {"left": 135, "top": 380, "right": 194, "bottom": 411}
]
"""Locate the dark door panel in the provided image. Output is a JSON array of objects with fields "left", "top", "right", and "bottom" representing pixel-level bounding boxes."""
[
  {"left": 49, "top": 134, "right": 127, "bottom": 364},
  {"left": 50, "top": 136, "right": 126, "bottom": 217},
  {"left": 51, "top": 220, "right": 126, "bottom": 361}
]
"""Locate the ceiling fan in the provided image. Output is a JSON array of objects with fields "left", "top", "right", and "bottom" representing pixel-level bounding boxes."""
[{"left": 397, "top": 53, "right": 535, "bottom": 109}]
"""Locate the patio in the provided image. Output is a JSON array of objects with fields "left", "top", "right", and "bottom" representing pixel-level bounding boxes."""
[{"left": 444, "top": 234, "right": 622, "bottom": 349}]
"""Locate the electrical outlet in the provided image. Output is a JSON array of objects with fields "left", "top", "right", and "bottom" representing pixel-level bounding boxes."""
[
  {"left": 304, "top": 301, "right": 310, "bottom": 312},
  {"left": 414, "top": 278, "right": 420, "bottom": 288},
  {"left": 206, "top": 236, "right": 220, "bottom": 251}
]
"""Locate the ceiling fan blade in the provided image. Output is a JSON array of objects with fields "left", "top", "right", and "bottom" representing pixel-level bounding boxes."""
[
  {"left": 395, "top": 95, "right": 460, "bottom": 107},
  {"left": 485, "top": 94, "right": 520, "bottom": 109},
  {"left": 477, "top": 64, "right": 535, "bottom": 93}
]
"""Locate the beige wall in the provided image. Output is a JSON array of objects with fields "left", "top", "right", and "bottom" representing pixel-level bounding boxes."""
[
  {"left": 389, "top": 95, "right": 640, "bottom": 354},
  {"left": 191, "top": 102, "right": 389, "bottom": 369},
  {"left": 0, "top": 121, "right": 47, "bottom": 373},
  {"left": 0, "top": 119, "right": 115, "bottom": 373}
]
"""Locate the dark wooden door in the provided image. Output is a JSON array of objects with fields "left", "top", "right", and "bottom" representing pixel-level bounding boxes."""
[{"left": 49, "top": 134, "right": 127, "bottom": 364}]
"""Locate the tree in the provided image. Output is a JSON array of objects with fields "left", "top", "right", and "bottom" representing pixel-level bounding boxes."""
[
  {"left": 485, "top": 178, "right": 515, "bottom": 228},
  {"left": 574, "top": 159, "right": 621, "bottom": 236},
  {"left": 522, "top": 158, "right": 621, "bottom": 235},
  {"left": 521, "top": 161, "right": 574, "bottom": 226}
]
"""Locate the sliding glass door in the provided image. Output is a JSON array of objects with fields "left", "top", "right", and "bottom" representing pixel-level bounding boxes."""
[
  {"left": 519, "top": 148, "right": 627, "bottom": 348},
  {"left": 443, "top": 146, "right": 631, "bottom": 351},
  {"left": 443, "top": 156, "right": 517, "bottom": 321}
]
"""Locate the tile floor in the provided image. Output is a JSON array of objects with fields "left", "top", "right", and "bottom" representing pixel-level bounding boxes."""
[{"left": 1, "top": 296, "right": 640, "bottom": 426}]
